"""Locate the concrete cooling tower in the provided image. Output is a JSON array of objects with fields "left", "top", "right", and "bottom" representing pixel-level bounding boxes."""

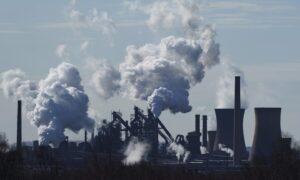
[
  {"left": 249, "top": 108, "right": 282, "bottom": 162},
  {"left": 207, "top": 131, "right": 216, "bottom": 153},
  {"left": 213, "top": 108, "right": 247, "bottom": 157}
]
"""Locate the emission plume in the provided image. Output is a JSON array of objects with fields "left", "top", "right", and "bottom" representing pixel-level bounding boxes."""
[
  {"left": 89, "top": 0, "right": 220, "bottom": 117},
  {"left": 122, "top": 137, "right": 150, "bottom": 165},
  {"left": 0, "top": 62, "right": 95, "bottom": 146},
  {"left": 167, "top": 142, "right": 190, "bottom": 162},
  {"left": 216, "top": 62, "right": 248, "bottom": 109}
]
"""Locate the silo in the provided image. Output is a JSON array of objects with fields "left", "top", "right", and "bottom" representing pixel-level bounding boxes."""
[
  {"left": 249, "top": 108, "right": 282, "bottom": 162},
  {"left": 213, "top": 108, "right": 247, "bottom": 156}
]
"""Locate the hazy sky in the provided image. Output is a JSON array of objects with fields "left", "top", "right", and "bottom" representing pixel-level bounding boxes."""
[{"left": 0, "top": 0, "right": 299, "bottom": 146}]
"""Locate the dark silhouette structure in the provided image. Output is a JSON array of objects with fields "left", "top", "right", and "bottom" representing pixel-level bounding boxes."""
[
  {"left": 202, "top": 115, "right": 208, "bottom": 147},
  {"left": 17, "top": 100, "right": 22, "bottom": 156},
  {"left": 207, "top": 131, "right": 216, "bottom": 153},
  {"left": 249, "top": 108, "right": 282, "bottom": 162},
  {"left": 213, "top": 108, "right": 247, "bottom": 157},
  {"left": 234, "top": 76, "right": 241, "bottom": 165},
  {"left": 186, "top": 115, "right": 201, "bottom": 155}
]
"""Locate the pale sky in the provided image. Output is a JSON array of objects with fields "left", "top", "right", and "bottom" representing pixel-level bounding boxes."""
[{"left": 0, "top": 0, "right": 299, "bottom": 146}]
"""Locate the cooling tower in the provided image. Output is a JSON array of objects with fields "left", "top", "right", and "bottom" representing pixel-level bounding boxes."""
[
  {"left": 202, "top": 115, "right": 208, "bottom": 147},
  {"left": 17, "top": 100, "right": 22, "bottom": 154},
  {"left": 207, "top": 131, "right": 216, "bottom": 153},
  {"left": 213, "top": 108, "right": 247, "bottom": 156},
  {"left": 249, "top": 108, "right": 282, "bottom": 162}
]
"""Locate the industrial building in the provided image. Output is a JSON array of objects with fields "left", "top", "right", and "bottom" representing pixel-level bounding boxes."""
[{"left": 13, "top": 76, "right": 291, "bottom": 169}]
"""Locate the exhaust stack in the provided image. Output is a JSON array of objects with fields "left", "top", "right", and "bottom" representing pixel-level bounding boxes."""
[
  {"left": 17, "top": 100, "right": 22, "bottom": 154},
  {"left": 233, "top": 76, "right": 241, "bottom": 165},
  {"left": 202, "top": 115, "right": 207, "bottom": 147},
  {"left": 249, "top": 108, "right": 282, "bottom": 162}
]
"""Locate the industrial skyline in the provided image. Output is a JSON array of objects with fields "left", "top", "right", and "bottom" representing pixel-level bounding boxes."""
[{"left": 0, "top": 0, "right": 299, "bottom": 148}]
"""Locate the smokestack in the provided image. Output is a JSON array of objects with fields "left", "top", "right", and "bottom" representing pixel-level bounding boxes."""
[
  {"left": 213, "top": 108, "right": 247, "bottom": 157},
  {"left": 17, "top": 100, "right": 22, "bottom": 154},
  {"left": 202, "top": 115, "right": 208, "bottom": 147},
  {"left": 233, "top": 76, "right": 241, "bottom": 165},
  {"left": 249, "top": 108, "right": 282, "bottom": 162},
  {"left": 207, "top": 131, "right": 216, "bottom": 153},
  {"left": 195, "top": 114, "right": 200, "bottom": 133},
  {"left": 84, "top": 130, "right": 87, "bottom": 144}
]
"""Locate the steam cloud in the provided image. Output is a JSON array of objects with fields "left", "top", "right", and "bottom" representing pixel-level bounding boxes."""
[
  {"left": 216, "top": 62, "right": 248, "bottom": 109},
  {"left": 218, "top": 144, "right": 234, "bottom": 157},
  {"left": 122, "top": 137, "right": 150, "bottom": 165},
  {"left": 0, "top": 62, "right": 95, "bottom": 146},
  {"left": 167, "top": 142, "right": 190, "bottom": 162},
  {"left": 89, "top": 0, "right": 220, "bottom": 117}
]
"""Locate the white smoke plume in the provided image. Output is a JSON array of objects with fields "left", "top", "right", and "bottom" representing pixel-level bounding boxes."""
[
  {"left": 122, "top": 137, "right": 150, "bottom": 165},
  {"left": 167, "top": 142, "right": 190, "bottom": 162},
  {"left": 216, "top": 62, "right": 248, "bottom": 109},
  {"left": 218, "top": 144, "right": 234, "bottom": 157},
  {"left": 200, "top": 146, "right": 208, "bottom": 154},
  {"left": 0, "top": 62, "right": 95, "bottom": 147},
  {"left": 89, "top": 29, "right": 220, "bottom": 117},
  {"left": 86, "top": 58, "right": 120, "bottom": 99},
  {"left": 56, "top": 44, "right": 69, "bottom": 61}
]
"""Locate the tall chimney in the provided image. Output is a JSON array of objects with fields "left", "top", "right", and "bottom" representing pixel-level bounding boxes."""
[
  {"left": 84, "top": 130, "right": 87, "bottom": 143},
  {"left": 195, "top": 114, "right": 200, "bottom": 133},
  {"left": 17, "top": 100, "right": 22, "bottom": 154},
  {"left": 233, "top": 76, "right": 241, "bottom": 166},
  {"left": 202, "top": 115, "right": 208, "bottom": 147}
]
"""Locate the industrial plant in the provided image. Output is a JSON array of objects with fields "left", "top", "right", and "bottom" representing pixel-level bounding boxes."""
[{"left": 10, "top": 76, "right": 292, "bottom": 171}]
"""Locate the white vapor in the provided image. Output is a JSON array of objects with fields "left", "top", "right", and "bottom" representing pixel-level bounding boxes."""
[
  {"left": 167, "top": 142, "right": 190, "bottom": 162},
  {"left": 89, "top": 28, "right": 219, "bottom": 117},
  {"left": 122, "top": 137, "right": 150, "bottom": 165},
  {"left": 125, "top": 0, "right": 203, "bottom": 32},
  {"left": 67, "top": 1, "right": 116, "bottom": 35},
  {"left": 0, "top": 62, "right": 95, "bottom": 147},
  {"left": 200, "top": 146, "right": 208, "bottom": 154},
  {"left": 56, "top": 44, "right": 69, "bottom": 61},
  {"left": 218, "top": 144, "right": 234, "bottom": 157},
  {"left": 80, "top": 41, "right": 89, "bottom": 52},
  {"left": 216, "top": 62, "right": 248, "bottom": 109}
]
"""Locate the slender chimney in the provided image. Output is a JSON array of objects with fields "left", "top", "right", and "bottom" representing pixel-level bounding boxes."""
[
  {"left": 195, "top": 114, "right": 200, "bottom": 133},
  {"left": 202, "top": 115, "right": 208, "bottom": 147},
  {"left": 233, "top": 76, "right": 241, "bottom": 166},
  {"left": 84, "top": 130, "right": 87, "bottom": 143},
  {"left": 17, "top": 100, "right": 22, "bottom": 154}
]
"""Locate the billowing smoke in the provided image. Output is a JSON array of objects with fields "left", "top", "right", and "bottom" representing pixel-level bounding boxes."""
[
  {"left": 89, "top": 0, "right": 220, "bottom": 117},
  {"left": 167, "top": 142, "right": 190, "bottom": 162},
  {"left": 0, "top": 62, "right": 95, "bottom": 146},
  {"left": 122, "top": 137, "right": 150, "bottom": 165},
  {"left": 216, "top": 62, "right": 248, "bottom": 109},
  {"left": 218, "top": 144, "right": 234, "bottom": 157}
]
